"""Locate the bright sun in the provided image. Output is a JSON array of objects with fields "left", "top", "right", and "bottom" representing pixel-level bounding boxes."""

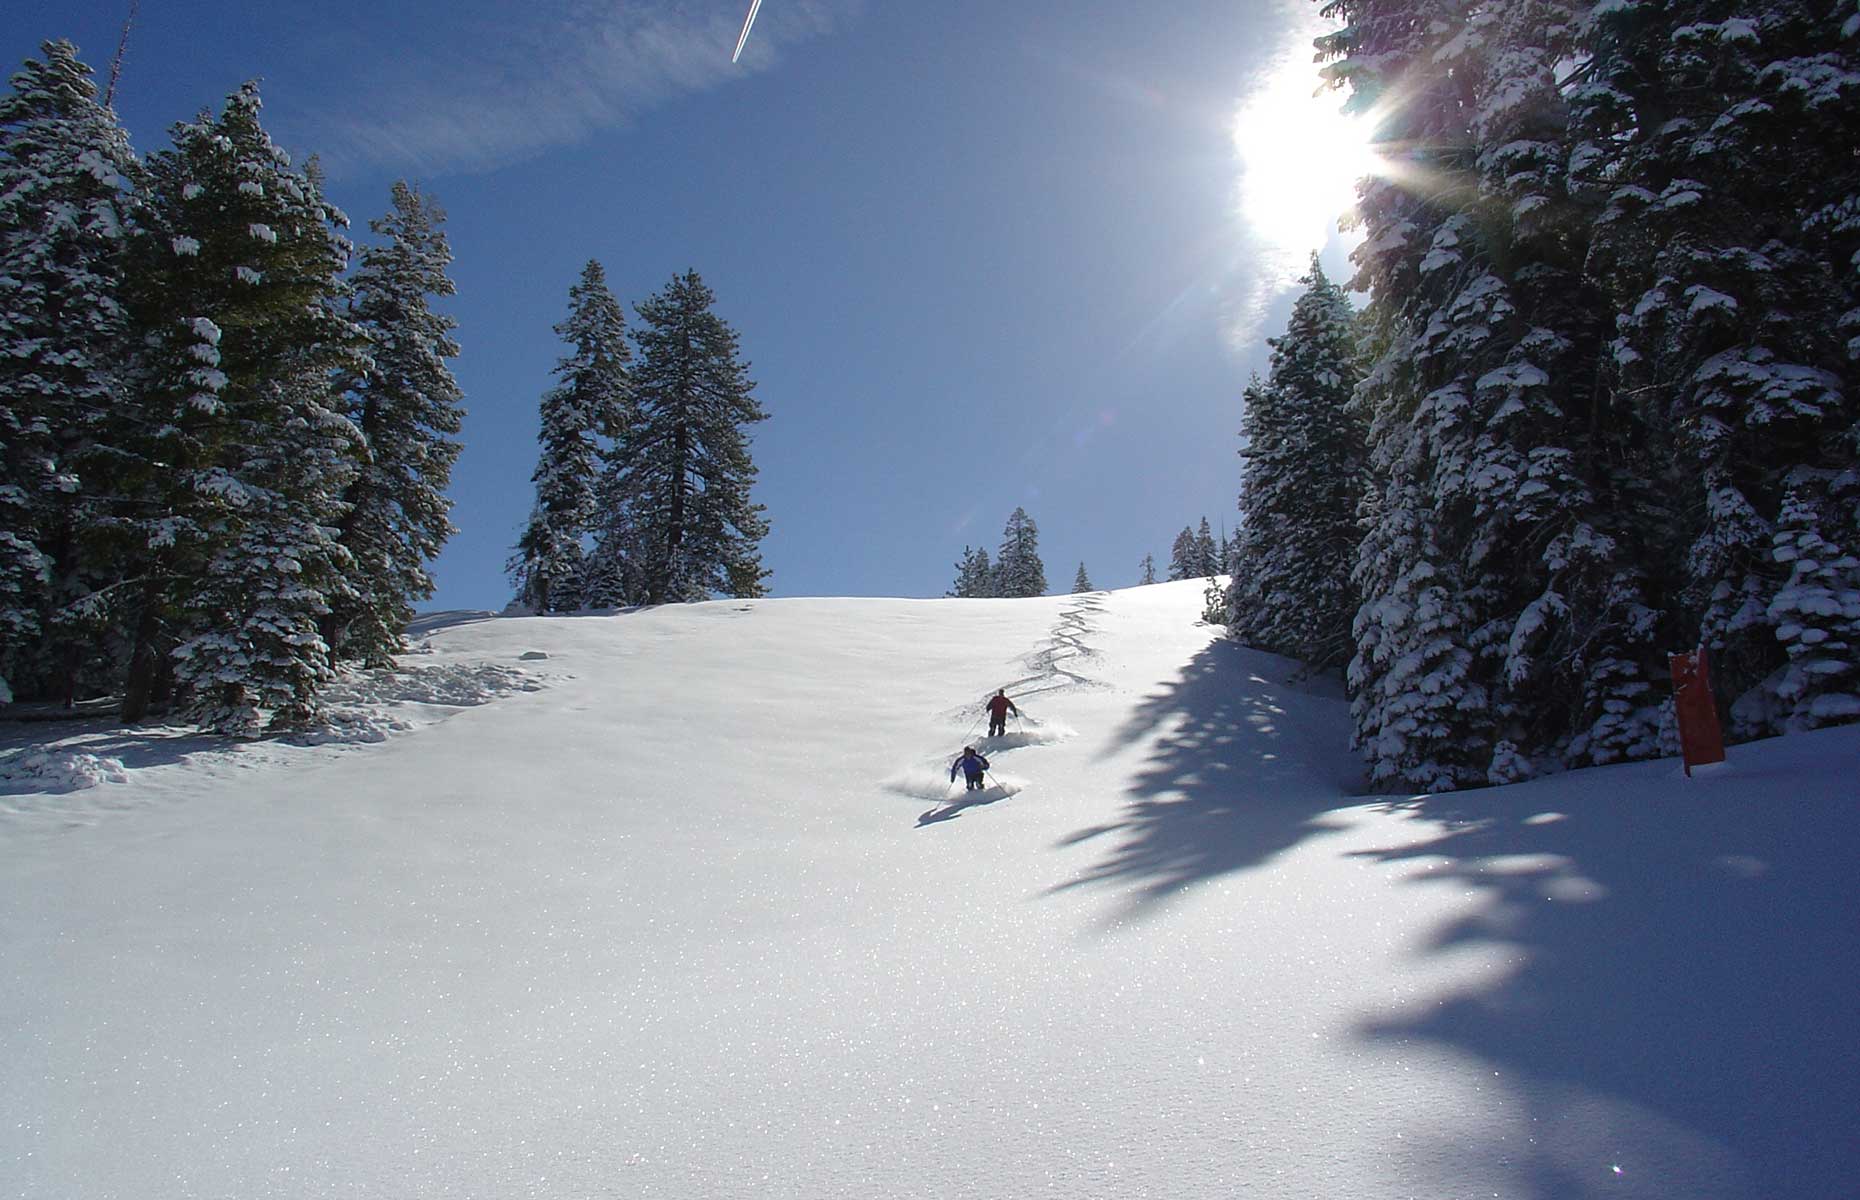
[{"left": 1231, "top": 57, "right": 1381, "bottom": 260}]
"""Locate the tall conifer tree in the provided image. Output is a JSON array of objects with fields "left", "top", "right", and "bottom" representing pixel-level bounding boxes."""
[
  {"left": 614, "top": 269, "right": 767, "bottom": 604},
  {"left": 1193, "top": 517, "right": 1220, "bottom": 578},
  {"left": 510, "top": 261, "right": 630, "bottom": 613},
  {"left": 993, "top": 508, "right": 1046, "bottom": 597},
  {"left": 0, "top": 41, "right": 139, "bottom": 704},
  {"left": 329, "top": 181, "right": 463, "bottom": 665},
  {"left": 1321, "top": 0, "right": 1493, "bottom": 791},
  {"left": 949, "top": 545, "right": 994, "bottom": 597},
  {"left": 1167, "top": 526, "right": 1199, "bottom": 582},
  {"left": 574, "top": 269, "right": 642, "bottom": 608},
  {"left": 126, "top": 83, "right": 367, "bottom": 730},
  {"left": 1228, "top": 258, "right": 1364, "bottom": 670}
]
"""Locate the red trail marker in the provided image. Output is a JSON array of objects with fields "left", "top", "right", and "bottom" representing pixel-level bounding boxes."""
[{"left": 1669, "top": 648, "right": 1726, "bottom": 776}]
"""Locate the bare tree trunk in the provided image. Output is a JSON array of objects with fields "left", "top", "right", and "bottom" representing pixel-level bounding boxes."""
[{"left": 120, "top": 576, "right": 163, "bottom": 722}]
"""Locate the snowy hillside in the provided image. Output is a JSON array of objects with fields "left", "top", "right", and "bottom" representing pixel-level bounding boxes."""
[{"left": 2, "top": 580, "right": 1855, "bottom": 1199}]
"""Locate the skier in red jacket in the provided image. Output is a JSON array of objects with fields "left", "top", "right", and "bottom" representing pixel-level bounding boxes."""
[{"left": 985, "top": 689, "right": 1019, "bottom": 738}]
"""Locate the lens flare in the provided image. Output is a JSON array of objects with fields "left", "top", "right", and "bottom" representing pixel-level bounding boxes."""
[{"left": 1231, "top": 62, "right": 1381, "bottom": 258}]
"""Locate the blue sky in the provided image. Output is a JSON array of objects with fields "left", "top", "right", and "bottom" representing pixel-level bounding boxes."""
[{"left": 9, "top": 0, "right": 1362, "bottom": 609}]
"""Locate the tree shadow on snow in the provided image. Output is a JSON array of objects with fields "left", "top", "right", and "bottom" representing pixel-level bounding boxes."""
[
  {"left": 1045, "top": 638, "right": 1361, "bottom": 924},
  {"left": 1350, "top": 755, "right": 1860, "bottom": 1199}
]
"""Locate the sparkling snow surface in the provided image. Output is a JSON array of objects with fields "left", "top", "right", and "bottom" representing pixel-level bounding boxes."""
[{"left": 2, "top": 581, "right": 1855, "bottom": 1199}]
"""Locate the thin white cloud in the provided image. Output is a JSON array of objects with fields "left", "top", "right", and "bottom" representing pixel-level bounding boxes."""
[{"left": 306, "top": 0, "right": 861, "bottom": 177}]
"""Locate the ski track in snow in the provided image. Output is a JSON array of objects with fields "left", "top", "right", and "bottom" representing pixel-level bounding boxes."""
[{"left": 902, "top": 591, "right": 1107, "bottom": 821}]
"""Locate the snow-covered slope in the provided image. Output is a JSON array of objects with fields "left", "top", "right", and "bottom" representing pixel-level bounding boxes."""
[{"left": 2, "top": 580, "right": 1854, "bottom": 1199}]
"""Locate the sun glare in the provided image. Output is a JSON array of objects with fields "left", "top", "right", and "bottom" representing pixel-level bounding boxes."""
[{"left": 1231, "top": 59, "right": 1380, "bottom": 260}]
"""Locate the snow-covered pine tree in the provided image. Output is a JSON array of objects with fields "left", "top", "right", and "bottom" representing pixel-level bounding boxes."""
[
  {"left": 1447, "top": 0, "right": 1676, "bottom": 772},
  {"left": 326, "top": 181, "right": 463, "bottom": 666},
  {"left": 1138, "top": 554, "right": 1157, "bottom": 586},
  {"left": 615, "top": 269, "right": 767, "bottom": 604},
  {"left": 1321, "top": 0, "right": 1496, "bottom": 791},
  {"left": 1574, "top": 0, "right": 1860, "bottom": 735},
  {"left": 993, "top": 508, "right": 1046, "bottom": 597},
  {"left": 1167, "top": 526, "right": 1198, "bottom": 582},
  {"left": 948, "top": 545, "right": 994, "bottom": 597},
  {"left": 1767, "top": 486, "right": 1860, "bottom": 728},
  {"left": 172, "top": 366, "right": 363, "bottom": 732},
  {"left": 126, "top": 83, "right": 368, "bottom": 731},
  {"left": 1072, "top": 562, "right": 1093, "bottom": 593},
  {"left": 509, "top": 260, "right": 630, "bottom": 613},
  {"left": 1227, "top": 258, "right": 1364, "bottom": 671},
  {"left": 1363, "top": 0, "right": 1660, "bottom": 779},
  {"left": 0, "top": 40, "right": 139, "bottom": 705}
]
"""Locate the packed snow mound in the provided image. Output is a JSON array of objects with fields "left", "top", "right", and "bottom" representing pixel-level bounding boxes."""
[
  {"left": 0, "top": 746, "right": 129, "bottom": 794},
  {"left": 0, "top": 659, "right": 547, "bottom": 806},
  {"left": 286, "top": 661, "right": 545, "bottom": 746}
]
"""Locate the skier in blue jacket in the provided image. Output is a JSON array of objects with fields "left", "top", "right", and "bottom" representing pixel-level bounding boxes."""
[{"left": 950, "top": 747, "right": 991, "bottom": 791}]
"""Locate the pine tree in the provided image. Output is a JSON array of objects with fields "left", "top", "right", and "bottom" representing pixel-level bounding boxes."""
[
  {"left": 1167, "top": 526, "right": 1198, "bottom": 582},
  {"left": 0, "top": 40, "right": 139, "bottom": 705},
  {"left": 1462, "top": 0, "right": 1670, "bottom": 772},
  {"left": 1194, "top": 521, "right": 1212, "bottom": 578},
  {"left": 509, "top": 261, "right": 630, "bottom": 613},
  {"left": 1227, "top": 258, "right": 1365, "bottom": 670},
  {"left": 614, "top": 269, "right": 767, "bottom": 604},
  {"left": 1138, "top": 554, "right": 1157, "bottom": 586},
  {"left": 1193, "top": 517, "right": 1220, "bottom": 578},
  {"left": 171, "top": 367, "right": 362, "bottom": 733},
  {"left": 1320, "top": 0, "right": 1495, "bottom": 791},
  {"left": 327, "top": 181, "right": 463, "bottom": 665},
  {"left": 125, "top": 83, "right": 368, "bottom": 731},
  {"left": 948, "top": 545, "right": 994, "bottom": 597},
  {"left": 993, "top": 507, "right": 1045, "bottom": 597},
  {"left": 570, "top": 265, "right": 640, "bottom": 609},
  {"left": 1072, "top": 562, "right": 1093, "bottom": 593},
  {"left": 1766, "top": 485, "right": 1860, "bottom": 728}
]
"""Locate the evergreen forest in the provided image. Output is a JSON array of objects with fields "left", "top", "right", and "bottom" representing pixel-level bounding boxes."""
[{"left": 1227, "top": 0, "right": 1860, "bottom": 790}]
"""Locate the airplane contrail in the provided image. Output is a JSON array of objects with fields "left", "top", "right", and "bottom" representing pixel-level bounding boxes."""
[{"left": 731, "top": 0, "right": 763, "bottom": 63}]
